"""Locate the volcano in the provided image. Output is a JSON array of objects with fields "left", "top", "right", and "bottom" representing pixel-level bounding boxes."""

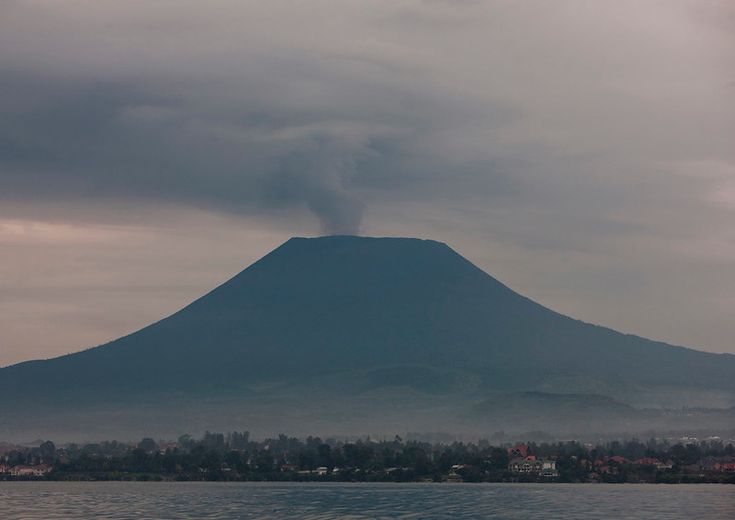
[{"left": 2, "top": 236, "right": 734, "bottom": 440}]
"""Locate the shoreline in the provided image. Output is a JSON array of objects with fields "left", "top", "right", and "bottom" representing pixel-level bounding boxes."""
[
  {"left": 2, "top": 474, "right": 733, "bottom": 485},
  {"left": 1, "top": 479, "right": 734, "bottom": 485}
]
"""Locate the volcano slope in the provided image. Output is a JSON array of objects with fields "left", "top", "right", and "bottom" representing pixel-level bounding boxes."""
[{"left": 2, "top": 236, "right": 733, "bottom": 440}]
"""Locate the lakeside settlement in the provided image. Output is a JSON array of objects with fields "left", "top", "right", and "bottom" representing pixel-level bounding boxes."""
[{"left": 2, "top": 432, "right": 734, "bottom": 484}]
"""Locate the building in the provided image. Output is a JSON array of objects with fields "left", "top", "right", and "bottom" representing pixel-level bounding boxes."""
[
  {"left": 507, "top": 444, "right": 529, "bottom": 458},
  {"left": 508, "top": 456, "right": 558, "bottom": 477},
  {"left": 699, "top": 457, "right": 721, "bottom": 472},
  {"left": 9, "top": 465, "right": 52, "bottom": 477},
  {"left": 633, "top": 458, "right": 671, "bottom": 470}
]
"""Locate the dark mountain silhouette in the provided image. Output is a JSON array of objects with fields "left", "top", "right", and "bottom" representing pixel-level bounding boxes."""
[{"left": 1, "top": 236, "right": 734, "bottom": 440}]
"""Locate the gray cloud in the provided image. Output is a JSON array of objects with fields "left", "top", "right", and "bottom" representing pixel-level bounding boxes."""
[
  {"left": 0, "top": 1, "right": 529, "bottom": 234},
  {"left": 1, "top": 0, "right": 734, "bottom": 364},
  {"left": 0, "top": 71, "right": 376, "bottom": 233}
]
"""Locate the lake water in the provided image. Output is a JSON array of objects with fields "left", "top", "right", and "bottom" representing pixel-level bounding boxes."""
[{"left": 0, "top": 482, "right": 732, "bottom": 519}]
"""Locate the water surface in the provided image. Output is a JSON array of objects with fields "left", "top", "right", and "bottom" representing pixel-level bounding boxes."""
[{"left": 0, "top": 482, "right": 732, "bottom": 519}]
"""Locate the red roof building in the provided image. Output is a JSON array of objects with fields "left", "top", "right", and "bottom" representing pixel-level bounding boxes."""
[{"left": 507, "top": 444, "right": 529, "bottom": 458}]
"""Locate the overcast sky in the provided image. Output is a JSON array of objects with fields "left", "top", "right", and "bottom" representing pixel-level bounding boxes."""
[{"left": 1, "top": 0, "right": 734, "bottom": 366}]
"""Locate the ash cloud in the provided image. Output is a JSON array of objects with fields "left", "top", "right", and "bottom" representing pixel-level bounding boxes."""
[
  {"left": 0, "top": 71, "right": 374, "bottom": 234},
  {"left": 0, "top": 2, "right": 518, "bottom": 234},
  {"left": 1, "top": 1, "right": 733, "bottom": 245}
]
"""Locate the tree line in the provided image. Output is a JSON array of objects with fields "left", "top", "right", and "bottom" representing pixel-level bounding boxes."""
[{"left": 2, "top": 432, "right": 734, "bottom": 483}]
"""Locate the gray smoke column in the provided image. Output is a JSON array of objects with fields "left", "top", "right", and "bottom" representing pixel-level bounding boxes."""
[
  {"left": 307, "top": 152, "right": 365, "bottom": 235},
  {"left": 307, "top": 186, "right": 365, "bottom": 235},
  {"left": 270, "top": 134, "right": 367, "bottom": 235}
]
